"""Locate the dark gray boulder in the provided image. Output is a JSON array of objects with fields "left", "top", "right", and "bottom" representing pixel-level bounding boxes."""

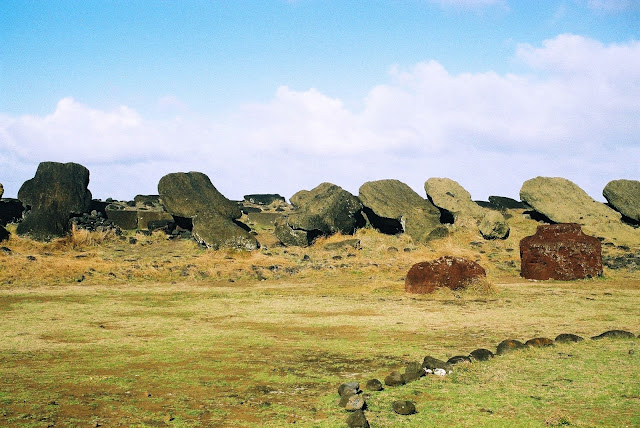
[
  {"left": 403, "top": 361, "right": 425, "bottom": 383},
  {"left": 447, "top": 355, "right": 472, "bottom": 365},
  {"left": 469, "top": 348, "right": 494, "bottom": 361},
  {"left": 603, "top": 179, "right": 640, "bottom": 222},
  {"left": 384, "top": 370, "right": 405, "bottom": 387},
  {"left": 591, "top": 330, "right": 635, "bottom": 340},
  {"left": 338, "top": 382, "right": 360, "bottom": 398},
  {"left": 0, "top": 198, "right": 24, "bottom": 226},
  {"left": 488, "top": 196, "right": 529, "bottom": 210},
  {"left": 392, "top": 400, "right": 416, "bottom": 415},
  {"left": 346, "top": 410, "right": 370, "bottom": 428},
  {"left": 421, "top": 356, "right": 450, "bottom": 371},
  {"left": 359, "top": 179, "right": 445, "bottom": 243},
  {"left": 158, "top": 172, "right": 258, "bottom": 250},
  {"left": 496, "top": 339, "right": 526, "bottom": 355},
  {"left": 275, "top": 183, "right": 363, "bottom": 246},
  {"left": 17, "top": 162, "right": 92, "bottom": 241},
  {"left": 555, "top": 333, "right": 584, "bottom": 343},
  {"left": 0, "top": 225, "right": 9, "bottom": 242},
  {"left": 364, "top": 378, "right": 383, "bottom": 391}
]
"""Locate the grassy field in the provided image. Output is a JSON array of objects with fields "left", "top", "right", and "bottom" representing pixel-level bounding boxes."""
[{"left": 0, "top": 214, "right": 638, "bottom": 427}]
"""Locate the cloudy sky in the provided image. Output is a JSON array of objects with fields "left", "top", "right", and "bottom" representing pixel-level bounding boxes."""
[{"left": 1, "top": 0, "right": 639, "bottom": 202}]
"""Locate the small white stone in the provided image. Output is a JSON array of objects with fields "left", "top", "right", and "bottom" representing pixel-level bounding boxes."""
[
  {"left": 424, "top": 368, "right": 433, "bottom": 374},
  {"left": 434, "top": 368, "right": 446, "bottom": 376}
]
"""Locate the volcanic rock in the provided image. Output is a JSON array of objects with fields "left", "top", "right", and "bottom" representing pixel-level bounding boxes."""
[
  {"left": 158, "top": 172, "right": 258, "bottom": 250},
  {"left": 384, "top": 371, "right": 405, "bottom": 387},
  {"left": 359, "top": 179, "right": 446, "bottom": 243},
  {"left": 338, "top": 382, "right": 360, "bottom": 398},
  {"left": 424, "top": 177, "right": 484, "bottom": 220},
  {"left": 0, "top": 182, "right": 3, "bottom": 198},
  {"left": 405, "top": 256, "right": 486, "bottom": 294},
  {"left": 421, "top": 356, "right": 450, "bottom": 371},
  {"left": 555, "top": 333, "right": 584, "bottom": 343},
  {"left": 525, "top": 337, "right": 554, "bottom": 348},
  {"left": 520, "top": 223, "right": 602, "bottom": 280},
  {"left": 346, "top": 410, "right": 370, "bottom": 428},
  {"left": 603, "top": 179, "right": 640, "bottom": 223},
  {"left": 520, "top": 177, "right": 621, "bottom": 225},
  {"left": 275, "top": 183, "right": 363, "bottom": 247},
  {"left": 591, "top": 330, "right": 636, "bottom": 340},
  {"left": 0, "top": 198, "right": 24, "bottom": 226},
  {"left": 488, "top": 196, "right": 528, "bottom": 210},
  {"left": 244, "top": 194, "right": 286, "bottom": 206},
  {"left": 340, "top": 394, "right": 366, "bottom": 411},
  {"left": 496, "top": 339, "right": 526, "bottom": 355},
  {"left": 469, "top": 348, "right": 494, "bottom": 361},
  {"left": 425, "top": 178, "right": 509, "bottom": 239},
  {"left": 403, "top": 361, "right": 425, "bottom": 383},
  {"left": 392, "top": 400, "right": 416, "bottom": 415},
  {"left": 17, "top": 162, "right": 92, "bottom": 241},
  {"left": 0, "top": 225, "right": 8, "bottom": 242},
  {"left": 365, "top": 379, "right": 383, "bottom": 391},
  {"left": 447, "top": 355, "right": 472, "bottom": 365}
]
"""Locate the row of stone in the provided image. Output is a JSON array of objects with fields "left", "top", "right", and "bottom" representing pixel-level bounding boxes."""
[{"left": 339, "top": 329, "right": 638, "bottom": 427}]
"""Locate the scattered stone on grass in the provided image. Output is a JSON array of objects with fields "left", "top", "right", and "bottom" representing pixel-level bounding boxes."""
[
  {"left": 403, "top": 361, "right": 425, "bottom": 383},
  {"left": 405, "top": 256, "right": 486, "bottom": 294},
  {"left": 365, "top": 379, "right": 383, "bottom": 391},
  {"left": 346, "top": 409, "right": 370, "bottom": 428},
  {"left": 340, "top": 394, "right": 366, "bottom": 412},
  {"left": 469, "top": 348, "right": 494, "bottom": 361},
  {"left": 591, "top": 330, "right": 636, "bottom": 340},
  {"left": 525, "top": 337, "right": 554, "bottom": 348},
  {"left": 392, "top": 400, "right": 417, "bottom": 415},
  {"left": 555, "top": 333, "right": 584, "bottom": 343},
  {"left": 447, "top": 355, "right": 472, "bottom": 365},
  {"left": 338, "top": 382, "right": 360, "bottom": 398},
  {"left": 496, "top": 339, "right": 526, "bottom": 355},
  {"left": 422, "top": 356, "right": 450, "bottom": 371},
  {"left": 384, "top": 371, "right": 405, "bottom": 387}
]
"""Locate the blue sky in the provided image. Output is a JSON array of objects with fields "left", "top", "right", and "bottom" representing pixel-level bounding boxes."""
[{"left": 1, "top": 0, "right": 639, "bottom": 201}]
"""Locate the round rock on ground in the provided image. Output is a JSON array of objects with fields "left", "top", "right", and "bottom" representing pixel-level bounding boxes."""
[
  {"left": 525, "top": 337, "right": 554, "bottom": 348},
  {"left": 365, "top": 379, "right": 383, "bottom": 391},
  {"left": 591, "top": 330, "right": 636, "bottom": 340},
  {"left": 384, "top": 371, "right": 405, "bottom": 387},
  {"left": 469, "top": 348, "right": 494, "bottom": 361},
  {"left": 338, "top": 382, "right": 360, "bottom": 397},
  {"left": 496, "top": 339, "right": 526, "bottom": 355},
  {"left": 555, "top": 333, "right": 584, "bottom": 343},
  {"left": 392, "top": 400, "right": 417, "bottom": 415},
  {"left": 341, "top": 394, "right": 366, "bottom": 412},
  {"left": 405, "top": 256, "right": 486, "bottom": 294},
  {"left": 447, "top": 355, "right": 472, "bottom": 365},
  {"left": 346, "top": 410, "right": 370, "bottom": 428}
]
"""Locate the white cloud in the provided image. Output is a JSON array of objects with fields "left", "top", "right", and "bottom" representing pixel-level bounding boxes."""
[
  {"left": 1, "top": 34, "right": 639, "bottom": 202},
  {"left": 587, "top": 0, "right": 640, "bottom": 12}
]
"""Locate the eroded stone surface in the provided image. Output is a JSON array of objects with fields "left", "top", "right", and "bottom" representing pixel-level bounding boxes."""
[
  {"left": 520, "top": 223, "right": 602, "bottom": 280},
  {"left": 405, "top": 256, "right": 486, "bottom": 294}
]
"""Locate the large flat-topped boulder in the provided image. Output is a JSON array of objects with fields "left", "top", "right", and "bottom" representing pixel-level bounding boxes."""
[
  {"left": 359, "top": 179, "right": 446, "bottom": 243},
  {"left": 425, "top": 177, "right": 510, "bottom": 239},
  {"left": 520, "top": 177, "right": 621, "bottom": 225},
  {"left": 520, "top": 223, "right": 602, "bottom": 280},
  {"left": 405, "top": 256, "right": 486, "bottom": 294},
  {"left": 603, "top": 179, "right": 640, "bottom": 222},
  {"left": 158, "top": 172, "right": 241, "bottom": 220},
  {"left": 158, "top": 172, "right": 258, "bottom": 250},
  {"left": 275, "top": 182, "right": 363, "bottom": 246},
  {"left": 424, "top": 177, "right": 484, "bottom": 220},
  {"left": 17, "top": 162, "right": 92, "bottom": 241}
]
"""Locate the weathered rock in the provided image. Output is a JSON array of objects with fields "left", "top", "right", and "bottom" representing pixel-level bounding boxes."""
[
  {"left": 424, "top": 177, "right": 484, "bottom": 220},
  {"left": 338, "top": 382, "right": 360, "bottom": 398},
  {"left": 274, "top": 217, "right": 315, "bottom": 247},
  {"left": 520, "top": 177, "right": 621, "bottom": 225},
  {"left": 17, "top": 162, "right": 92, "bottom": 240},
  {"left": 158, "top": 172, "right": 258, "bottom": 250},
  {"left": 425, "top": 178, "right": 510, "bottom": 239},
  {"left": 340, "top": 394, "right": 366, "bottom": 411},
  {"left": 134, "top": 194, "right": 162, "bottom": 206},
  {"left": 137, "top": 210, "right": 174, "bottom": 230},
  {"left": 105, "top": 204, "right": 139, "bottom": 230},
  {"left": 405, "top": 256, "right": 486, "bottom": 294},
  {"left": 488, "top": 196, "right": 529, "bottom": 210},
  {"left": 555, "top": 333, "right": 584, "bottom": 343},
  {"left": 525, "top": 337, "right": 554, "bottom": 348},
  {"left": 421, "top": 356, "right": 450, "bottom": 371},
  {"left": 346, "top": 410, "right": 370, "bottom": 428},
  {"left": 520, "top": 223, "right": 602, "bottom": 280},
  {"left": 289, "top": 183, "right": 363, "bottom": 235},
  {"left": 478, "top": 209, "right": 510, "bottom": 240},
  {"left": 447, "top": 355, "right": 472, "bottom": 365},
  {"left": 365, "top": 379, "right": 383, "bottom": 391},
  {"left": 243, "top": 194, "right": 286, "bottom": 206},
  {"left": 359, "top": 179, "right": 445, "bottom": 243},
  {"left": 392, "top": 400, "right": 416, "bottom": 415},
  {"left": 0, "top": 182, "right": 3, "bottom": 198},
  {"left": 384, "top": 370, "right": 405, "bottom": 387},
  {"left": 247, "top": 212, "right": 283, "bottom": 227},
  {"left": 591, "top": 330, "right": 636, "bottom": 340},
  {"left": 403, "top": 362, "right": 425, "bottom": 383},
  {"left": 496, "top": 339, "right": 526, "bottom": 355},
  {"left": 0, "top": 225, "right": 9, "bottom": 242},
  {"left": 469, "top": 348, "right": 494, "bottom": 361},
  {"left": 0, "top": 198, "right": 25, "bottom": 226},
  {"left": 603, "top": 179, "right": 640, "bottom": 222}
]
